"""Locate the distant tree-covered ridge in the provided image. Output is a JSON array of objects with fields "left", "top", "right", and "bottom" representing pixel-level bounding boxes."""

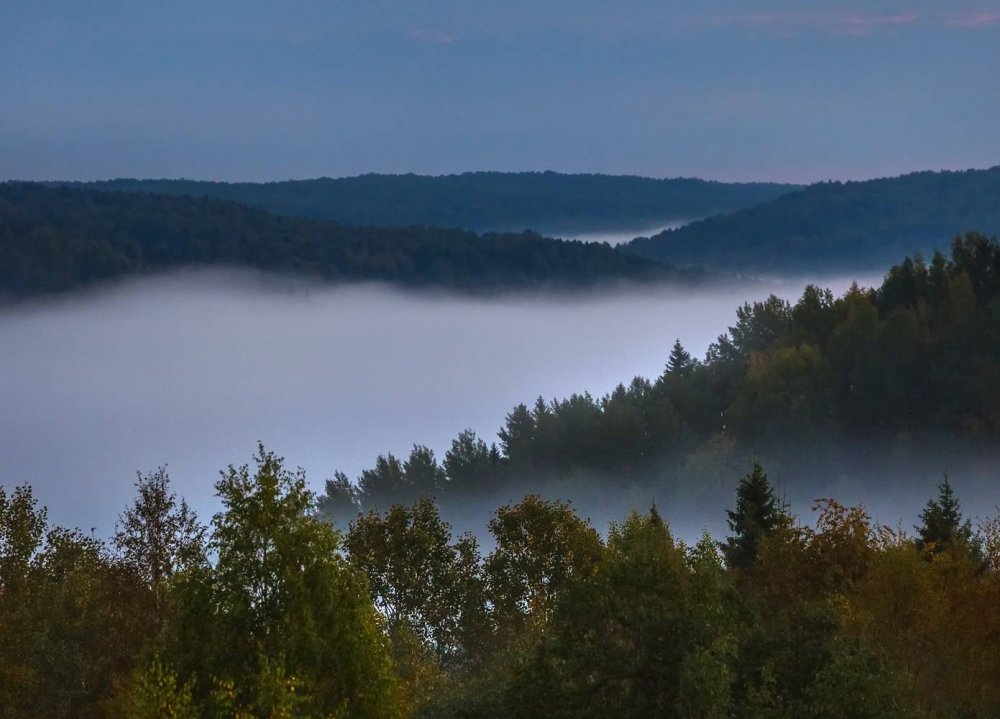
[
  {"left": 626, "top": 166, "right": 1000, "bottom": 271},
  {"left": 326, "top": 233, "right": 1000, "bottom": 520},
  {"left": 52, "top": 171, "right": 799, "bottom": 233},
  {"left": 0, "top": 182, "right": 692, "bottom": 298}
]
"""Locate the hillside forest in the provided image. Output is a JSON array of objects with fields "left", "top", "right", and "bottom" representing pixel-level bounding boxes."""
[
  {"left": 0, "top": 183, "right": 691, "bottom": 299},
  {"left": 627, "top": 167, "right": 1000, "bottom": 271}
]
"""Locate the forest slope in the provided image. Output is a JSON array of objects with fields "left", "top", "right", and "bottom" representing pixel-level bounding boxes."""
[
  {"left": 626, "top": 166, "right": 1000, "bottom": 272},
  {"left": 0, "top": 183, "right": 690, "bottom": 298}
]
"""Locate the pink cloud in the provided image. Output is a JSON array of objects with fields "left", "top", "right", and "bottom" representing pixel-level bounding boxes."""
[
  {"left": 841, "top": 13, "right": 918, "bottom": 36},
  {"left": 947, "top": 12, "right": 1000, "bottom": 29},
  {"left": 697, "top": 11, "right": 919, "bottom": 36}
]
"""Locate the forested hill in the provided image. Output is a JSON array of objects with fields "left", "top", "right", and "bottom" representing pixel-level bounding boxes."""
[
  {"left": 625, "top": 166, "right": 1000, "bottom": 271},
  {"left": 0, "top": 183, "right": 691, "bottom": 299},
  {"left": 53, "top": 172, "right": 798, "bottom": 233}
]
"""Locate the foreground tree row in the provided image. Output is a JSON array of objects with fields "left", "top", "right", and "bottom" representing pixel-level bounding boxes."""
[{"left": 2, "top": 451, "right": 998, "bottom": 718}]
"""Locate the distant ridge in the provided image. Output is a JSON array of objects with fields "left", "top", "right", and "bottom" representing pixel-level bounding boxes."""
[
  {"left": 0, "top": 182, "right": 693, "bottom": 299},
  {"left": 625, "top": 166, "right": 1000, "bottom": 271},
  {"left": 51, "top": 172, "right": 798, "bottom": 234}
]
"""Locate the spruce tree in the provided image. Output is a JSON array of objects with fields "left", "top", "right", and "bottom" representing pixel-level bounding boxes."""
[
  {"left": 666, "top": 338, "right": 695, "bottom": 376},
  {"left": 723, "top": 462, "right": 784, "bottom": 569},
  {"left": 915, "top": 477, "right": 974, "bottom": 554}
]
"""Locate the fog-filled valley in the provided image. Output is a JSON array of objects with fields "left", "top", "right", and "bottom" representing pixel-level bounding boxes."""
[
  {"left": 7, "top": 266, "right": 997, "bottom": 546},
  {"left": 8, "top": 1, "right": 1000, "bottom": 714}
]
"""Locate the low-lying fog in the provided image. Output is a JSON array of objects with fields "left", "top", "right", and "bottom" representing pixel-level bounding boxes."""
[
  {"left": 4, "top": 269, "right": 993, "bottom": 543},
  {"left": 559, "top": 220, "right": 690, "bottom": 246}
]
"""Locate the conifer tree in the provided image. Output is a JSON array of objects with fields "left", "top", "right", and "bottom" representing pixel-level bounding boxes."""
[
  {"left": 915, "top": 477, "right": 974, "bottom": 554},
  {"left": 722, "top": 462, "right": 784, "bottom": 569},
  {"left": 666, "top": 338, "right": 695, "bottom": 376}
]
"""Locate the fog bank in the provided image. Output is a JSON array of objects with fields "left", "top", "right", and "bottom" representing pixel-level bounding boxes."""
[
  {"left": 2, "top": 270, "right": 889, "bottom": 536},
  {"left": 559, "top": 220, "right": 690, "bottom": 246}
]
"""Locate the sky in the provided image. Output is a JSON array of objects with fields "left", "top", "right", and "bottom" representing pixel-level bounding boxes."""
[{"left": 1, "top": 0, "right": 999, "bottom": 183}]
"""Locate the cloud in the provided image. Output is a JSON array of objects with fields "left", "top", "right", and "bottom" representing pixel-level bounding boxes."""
[
  {"left": 693, "top": 9, "right": 1000, "bottom": 36},
  {"left": 408, "top": 29, "right": 459, "bottom": 45},
  {"left": 946, "top": 12, "right": 1000, "bottom": 29},
  {"left": 696, "top": 11, "right": 919, "bottom": 37},
  {"left": 841, "top": 13, "right": 918, "bottom": 36}
]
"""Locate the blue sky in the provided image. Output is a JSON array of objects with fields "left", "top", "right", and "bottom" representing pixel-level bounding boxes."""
[{"left": 2, "top": 0, "right": 999, "bottom": 182}]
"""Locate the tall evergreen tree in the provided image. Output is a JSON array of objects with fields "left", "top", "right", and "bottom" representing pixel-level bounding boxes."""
[
  {"left": 498, "top": 404, "right": 536, "bottom": 464},
  {"left": 915, "top": 477, "right": 975, "bottom": 554},
  {"left": 665, "top": 338, "right": 696, "bottom": 376},
  {"left": 443, "top": 430, "right": 495, "bottom": 493},
  {"left": 723, "top": 462, "right": 784, "bottom": 569},
  {"left": 358, "top": 453, "right": 408, "bottom": 511},
  {"left": 403, "top": 445, "right": 446, "bottom": 500}
]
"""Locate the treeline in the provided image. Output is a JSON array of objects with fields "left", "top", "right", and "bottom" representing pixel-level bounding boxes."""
[
  {"left": 322, "top": 233, "right": 1000, "bottom": 521},
  {"left": 2, "top": 452, "right": 999, "bottom": 717},
  {"left": 55, "top": 172, "right": 797, "bottom": 233},
  {"left": 0, "top": 183, "right": 688, "bottom": 298},
  {"left": 626, "top": 166, "right": 1000, "bottom": 271}
]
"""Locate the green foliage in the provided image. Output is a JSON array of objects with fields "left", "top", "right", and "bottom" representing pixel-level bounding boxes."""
[
  {"left": 113, "top": 467, "right": 205, "bottom": 625},
  {"left": 0, "top": 519, "right": 152, "bottom": 719},
  {"left": 4, "top": 464, "right": 1000, "bottom": 717},
  {"left": 485, "top": 495, "right": 603, "bottom": 631},
  {"left": 0, "top": 484, "right": 47, "bottom": 589},
  {"left": 129, "top": 658, "right": 198, "bottom": 719},
  {"left": 191, "top": 444, "right": 401, "bottom": 718},
  {"left": 345, "top": 497, "right": 486, "bottom": 669}
]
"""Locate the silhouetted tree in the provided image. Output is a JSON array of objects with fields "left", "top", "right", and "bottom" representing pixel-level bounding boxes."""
[
  {"left": 915, "top": 477, "right": 975, "bottom": 555},
  {"left": 403, "top": 445, "right": 446, "bottom": 499},
  {"left": 443, "top": 430, "right": 496, "bottom": 495},
  {"left": 666, "top": 338, "right": 695, "bottom": 376},
  {"left": 317, "top": 470, "right": 360, "bottom": 531},
  {"left": 723, "top": 462, "right": 785, "bottom": 569},
  {"left": 359, "top": 453, "right": 408, "bottom": 510}
]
